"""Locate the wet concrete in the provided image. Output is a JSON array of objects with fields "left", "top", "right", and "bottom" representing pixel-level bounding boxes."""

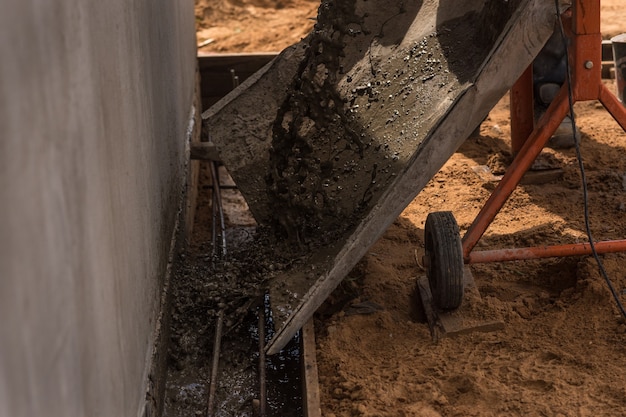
[{"left": 162, "top": 234, "right": 305, "bottom": 416}]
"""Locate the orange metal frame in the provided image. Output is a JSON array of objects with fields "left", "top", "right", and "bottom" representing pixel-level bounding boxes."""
[{"left": 463, "top": 0, "right": 626, "bottom": 265}]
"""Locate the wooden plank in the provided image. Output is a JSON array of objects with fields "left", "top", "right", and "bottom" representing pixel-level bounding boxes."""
[
  {"left": 438, "top": 314, "right": 505, "bottom": 336},
  {"left": 439, "top": 268, "right": 505, "bottom": 335},
  {"left": 198, "top": 53, "right": 277, "bottom": 111},
  {"left": 416, "top": 276, "right": 443, "bottom": 342},
  {"left": 521, "top": 168, "right": 564, "bottom": 185},
  {"left": 198, "top": 52, "right": 278, "bottom": 72},
  {"left": 417, "top": 268, "right": 504, "bottom": 339},
  {"left": 301, "top": 319, "right": 321, "bottom": 417},
  {"left": 190, "top": 142, "right": 220, "bottom": 161},
  {"left": 472, "top": 164, "right": 564, "bottom": 185}
]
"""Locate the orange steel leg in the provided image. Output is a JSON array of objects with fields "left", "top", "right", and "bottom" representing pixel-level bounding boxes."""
[
  {"left": 468, "top": 240, "right": 626, "bottom": 264},
  {"left": 462, "top": 84, "right": 571, "bottom": 260},
  {"left": 462, "top": 0, "right": 626, "bottom": 264},
  {"left": 510, "top": 65, "right": 534, "bottom": 154}
]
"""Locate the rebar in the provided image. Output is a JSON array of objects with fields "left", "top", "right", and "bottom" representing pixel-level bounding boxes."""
[
  {"left": 210, "top": 161, "right": 227, "bottom": 260},
  {"left": 230, "top": 68, "right": 240, "bottom": 88},
  {"left": 258, "top": 307, "right": 267, "bottom": 417},
  {"left": 207, "top": 309, "right": 225, "bottom": 417}
]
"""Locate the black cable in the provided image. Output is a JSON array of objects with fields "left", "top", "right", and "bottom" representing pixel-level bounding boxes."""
[{"left": 554, "top": 0, "right": 626, "bottom": 319}]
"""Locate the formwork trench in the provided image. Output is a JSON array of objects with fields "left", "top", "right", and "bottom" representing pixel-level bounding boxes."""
[{"left": 163, "top": 160, "right": 312, "bottom": 416}]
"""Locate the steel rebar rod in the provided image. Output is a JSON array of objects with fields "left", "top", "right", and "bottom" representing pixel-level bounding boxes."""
[
  {"left": 258, "top": 307, "right": 267, "bottom": 417},
  {"left": 207, "top": 309, "right": 225, "bottom": 417},
  {"left": 209, "top": 161, "right": 227, "bottom": 259},
  {"left": 211, "top": 163, "right": 219, "bottom": 260},
  {"left": 230, "top": 68, "right": 240, "bottom": 88}
]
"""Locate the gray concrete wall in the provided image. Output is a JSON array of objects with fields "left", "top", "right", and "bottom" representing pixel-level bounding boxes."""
[{"left": 0, "top": 1, "right": 196, "bottom": 416}]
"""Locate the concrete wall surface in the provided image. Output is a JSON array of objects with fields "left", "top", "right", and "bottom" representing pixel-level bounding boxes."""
[{"left": 0, "top": 1, "right": 196, "bottom": 416}]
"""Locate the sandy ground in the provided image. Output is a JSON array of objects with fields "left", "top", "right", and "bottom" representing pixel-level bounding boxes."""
[
  {"left": 315, "top": 93, "right": 626, "bottom": 416},
  {"left": 196, "top": 1, "right": 626, "bottom": 416},
  {"left": 195, "top": 0, "right": 318, "bottom": 53}
]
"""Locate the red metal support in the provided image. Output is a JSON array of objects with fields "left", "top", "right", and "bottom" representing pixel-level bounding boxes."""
[
  {"left": 599, "top": 83, "right": 626, "bottom": 131},
  {"left": 462, "top": 86, "right": 571, "bottom": 260},
  {"left": 510, "top": 65, "right": 534, "bottom": 154},
  {"left": 468, "top": 240, "right": 626, "bottom": 264},
  {"left": 462, "top": 0, "right": 626, "bottom": 264}
]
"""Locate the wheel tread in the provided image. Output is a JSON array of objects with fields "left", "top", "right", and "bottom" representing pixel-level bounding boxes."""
[{"left": 424, "top": 211, "right": 464, "bottom": 310}]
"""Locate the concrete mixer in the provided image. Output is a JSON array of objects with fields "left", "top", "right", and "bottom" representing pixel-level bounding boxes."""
[{"left": 202, "top": 0, "right": 582, "bottom": 354}]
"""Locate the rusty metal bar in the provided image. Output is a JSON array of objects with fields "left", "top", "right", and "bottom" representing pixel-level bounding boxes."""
[
  {"left": 210, "top": 161, "right": 227, "bottom": 259},
  {"left": 468, "top": 239, "right": 626, "bottom": 264},
  {"left": 207, "top": 309, "right": 225, "bottom": 417},
  {"left": 510, "top": 65, "right": 534, "bottom": 154},
  {"left": 257, "top": 307, "right": 267, "bottom": 417},
  {"left": 461, "top": 85, "right": 571, "bottom": 260}
]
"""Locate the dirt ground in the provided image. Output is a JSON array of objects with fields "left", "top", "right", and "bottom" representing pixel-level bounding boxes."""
[
  {"left": 195, "top": 0, "right": 318, "bottom": 53},
  {"left": 196, "top": 1, "right": 626, "bottom": 416}
]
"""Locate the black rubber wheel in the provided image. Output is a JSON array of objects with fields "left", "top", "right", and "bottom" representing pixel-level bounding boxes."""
[{"left": 424, "top": 211, "right": 464, "bottom": 310}]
